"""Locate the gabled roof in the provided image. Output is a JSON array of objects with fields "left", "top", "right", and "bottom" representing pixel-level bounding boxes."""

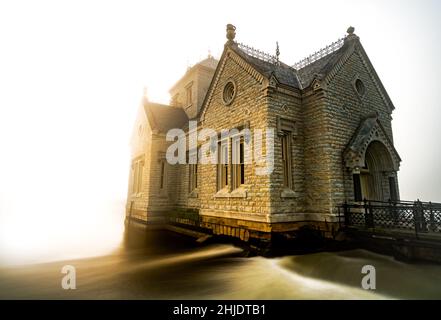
[
  {"left": 199, "top": 39, "right": 345, "bottom": 119},
  {"left": 230, "top": 43, "right": 301, "bottom": 88},
  {"left": 296, "top": 45, "right": 346, "bottom": 88},
  {"left": 228, "top": 40, "right": 351, "bottom": 90},
  {"left": 200, "top": 29, "right": 395, "bottom": 121},
  {"left": 143, "top": 101, "right": 189, "bottom": 133},
  {"left": 346, "top": 115, "right": 380, "bottom": 154}
]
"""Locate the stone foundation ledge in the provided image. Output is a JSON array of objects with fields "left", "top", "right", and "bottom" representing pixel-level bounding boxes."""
[{"left": 199, "top": 210, "right": 340, "bottom": 224}]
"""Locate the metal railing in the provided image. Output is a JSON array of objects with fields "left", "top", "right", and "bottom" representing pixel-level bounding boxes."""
[
  {"left": 292, "top": 37, "right": 345, "bottom": 70},
  {"left": 338, "top": 199, "right": 441, "bottom": 239},
  {"left": 237, "top": 42, "right": 279, "bottom": 65}
]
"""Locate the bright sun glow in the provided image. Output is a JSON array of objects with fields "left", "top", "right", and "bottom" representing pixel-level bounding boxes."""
[{"left": 0, "top": 0, "right": 440, "bottom": 265}]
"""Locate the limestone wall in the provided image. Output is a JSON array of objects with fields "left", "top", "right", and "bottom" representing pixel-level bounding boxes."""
[{"left": 198, "top": 51, "right": 272, "bottom": 225}]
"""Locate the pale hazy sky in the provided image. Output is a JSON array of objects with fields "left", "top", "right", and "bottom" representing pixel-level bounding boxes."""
[{"left": 0, "top": 0, "right": 440, "bottom": 264}]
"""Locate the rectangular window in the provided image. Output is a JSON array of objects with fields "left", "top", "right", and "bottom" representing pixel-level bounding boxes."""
[
  {"left": 194, "top": 164, "right": 198, "bottom": 188},
  {"left": 281, "top": 132, "right": 292, "bottom": 189},
  {"left": 160, "top": 160, "right": 166, "bottom": 189},
  {"left": 137, "top": 161, "right": 143, "bottom": 193},
  {"left": 232, "top": 136, "right": 244, "bottom": 189},
  {"left": 217, "top": 140, "right": 228, "bottom": 190},
  {"left": 131, "top": 159, "right": 144, "bottom": 194},
  {"left": 189, "top": 163, "right": 198, "bottom": 192},
  {"left": 186, "top": 85, "right": 192, "bottom": 105},
  {"left": 132, "top": 164, "right": 137, "bottom": 194},
  {"left": 189, "top": 164, "right": 198, "bottom": 192},
  {"left": 188, "top": 149, "right": 198, "bottom": 193}
]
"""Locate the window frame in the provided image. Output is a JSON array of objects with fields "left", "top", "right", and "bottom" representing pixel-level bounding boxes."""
[
  {"left": 131, "top": 157, "right": 144, "bottom": 195},
  {"left": 159, "top": 160, "right": 166, "bottom": 190},
  {"left": 188, "top": 149, "right": 198, "bottom": 193},
  {"left": 280, "top": 131, "right": 293, "bottom": 190},
  {"left": 231, "top": 135, "right": 245, "bottom": 190},
  {"left": 217, "top": 139, "right": 229, "bottom": 191},
  {"left": 222, "top": 80, "right": 237, "bottom": 106}
]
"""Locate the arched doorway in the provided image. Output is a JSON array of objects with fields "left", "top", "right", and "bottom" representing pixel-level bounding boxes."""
[
  {"left": 344, "top": 115, "right": 401, "bottom": 203},
  {"left": 359, "top": 141, "right": 394, "bottom": 201}
]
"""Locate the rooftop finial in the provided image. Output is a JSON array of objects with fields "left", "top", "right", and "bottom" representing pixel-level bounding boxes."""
[
  {"left": 226, "top": 24, "right": 236, "bottom": 42},
  {"left": 276, "top": 41, "right": 280, "bottom": 64},
  {"left": 345, "top": 26, "right": 359, "bottom": 42}
]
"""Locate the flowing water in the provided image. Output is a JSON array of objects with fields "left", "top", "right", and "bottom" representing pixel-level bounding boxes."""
[{"left": 1, "top": 223, "right": 441, "bottom": 299}]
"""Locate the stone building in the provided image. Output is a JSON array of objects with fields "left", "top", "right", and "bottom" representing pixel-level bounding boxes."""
[{"left": 126, "top": 25, "right": 401, "bottom": 243}]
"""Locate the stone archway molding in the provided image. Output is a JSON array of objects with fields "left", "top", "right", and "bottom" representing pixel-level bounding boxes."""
[{"left": 344, "top": 114, "right": 401, "bottom": 173}]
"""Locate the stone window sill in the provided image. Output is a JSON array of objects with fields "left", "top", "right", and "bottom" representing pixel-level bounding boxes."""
[
  {"left": 214, "top": 187, "right": 248, "bottom": 199},
  {"left": 281, "top": 188, "right": 297, "bottom": 199},
  {"left": 230, "top": 187, "right": 247, "bottom": 198},
  {"left": 214, "top": 188, "right": 230, "bottom": 198}
]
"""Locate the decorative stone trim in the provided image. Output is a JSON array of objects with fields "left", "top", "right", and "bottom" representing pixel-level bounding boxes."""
[
  {"left": 269, "top": 74, "right": 278, "bottom": 89},
  {"left": 383, "top": 171, "right": 396, "bottom": 178},
  {"left": 222, "top": 79, "right": 237, "bottom": 106},
  {"left": 312, "top": 79, "right": 322, "bottom": 91},
  {"left": 229, "top": 50, "right": 265, "bottom": 84},
  {"left": 276, "top": 116, "right": 297, "bottom": 136},
  {"left": 344, "top": 116, "right": 401, "bottom": 171},
  {"left": 324, "top": 41, "right": 355, "bottom": 86}
]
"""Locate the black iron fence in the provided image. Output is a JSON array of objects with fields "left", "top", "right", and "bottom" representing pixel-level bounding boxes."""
[{"left": 338, "top": 199, "right": 441, "bottom": 239}]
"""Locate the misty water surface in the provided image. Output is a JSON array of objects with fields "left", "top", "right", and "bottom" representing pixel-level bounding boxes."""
[{"left": 1, "top": 224, "right": 441, "bottom": 299}]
